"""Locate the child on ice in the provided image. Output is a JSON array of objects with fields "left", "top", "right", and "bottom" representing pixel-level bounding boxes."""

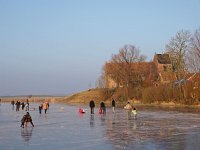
[{"left": 132, "top": 107, "right": 137, "bottom": 119}]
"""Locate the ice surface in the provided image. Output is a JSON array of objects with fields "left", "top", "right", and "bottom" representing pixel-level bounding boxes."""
[{"left": 0, "top": 103, "right": 199, "bottom": 150}]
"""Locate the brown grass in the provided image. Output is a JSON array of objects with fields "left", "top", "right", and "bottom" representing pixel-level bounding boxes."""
[{"left": 61, "top": 89, "right": 103, "bottom": 105}]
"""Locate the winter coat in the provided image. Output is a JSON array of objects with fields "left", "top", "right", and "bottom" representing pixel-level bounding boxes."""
[
  {"left": 89, "top": 100, "right": 95, "bottom": 108},
  {"left": 42, "top": 102, "right": 48, "bottom": 110},
  {"left": 124, "top": 103, "right": 132, "bottom": 110}
]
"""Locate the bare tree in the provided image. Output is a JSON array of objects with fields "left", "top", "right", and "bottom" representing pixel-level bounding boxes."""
[
  {"left": 188, "top": 28, "right": 200, "bottom": 72},
  {"left": 111, "top": 45, "right": 146, "bottom": 86},
  {"left": 97, "top": 69, "right": 106, "bottom": 88},
  {"left": 165, "top": 30, "right": 191, "bottom": 100},
  {"left": 103, "top": 44, "right": 146, "bottom": 99},
  {"left": 165, "top": 30, "right": 191, "bottom": 78}
]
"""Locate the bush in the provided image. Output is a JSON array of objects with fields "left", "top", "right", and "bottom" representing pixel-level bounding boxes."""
[
  {"left": 142, "top": 85, "right": 183, "bottom": 103},
  {"left": 128, "top": 86, "right": 143, "bottom": 100},
  {"left": 99, "top": 88, "right": 116, "bottom": 101}
]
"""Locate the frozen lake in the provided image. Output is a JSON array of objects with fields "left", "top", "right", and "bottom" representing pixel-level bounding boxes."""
[{"left": 0, "top": 102, "right": 199, "bottom": 150}]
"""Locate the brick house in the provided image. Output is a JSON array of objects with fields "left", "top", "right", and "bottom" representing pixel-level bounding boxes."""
[
  {"left": 105, "top": 53, "right": 177, "bottom": 88},
  {"left": 153, "top": 53, "right": 177, "bottom": 85}
]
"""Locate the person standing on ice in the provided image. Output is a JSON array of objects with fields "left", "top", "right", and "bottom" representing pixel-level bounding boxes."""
[
  {"left": 42, "top": 102, "right": 49, "bottom": 114},
  {"left": 99, "top": 101, "right": 106, "bottom": 114},
  {"left": 25, "top": 99, "right": 29, "bottom": 111},
  {"left": 15, "top": 101, "right": 21, "bottom": 111},
  {"left": 39, "top": 104, "right": 43, "bottom": 114},
  {"left": 11, "top": 100, "right": 15, "bottom": 110},
  {"left": 124, "top": 101, "right": 133, "bottom": 120},
  {"left": 89, "top": 100, "right": 95, "bottom": 114},
  {"left": 21, "top": 102, "right": 25, "bottom": 110},
  {"left": 132, "top": 107, "right": 137, "bottom": 119},
  {"left": 112, "top": 98, "right": 116, "bottom": 113}
]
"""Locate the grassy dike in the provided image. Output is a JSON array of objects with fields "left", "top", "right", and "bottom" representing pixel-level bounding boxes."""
[
  {"left": 1, "top": 89, "right": 200, "bottom": 109},
  {"left": 64, "top": 89, "right": 200, "bottom": 114},
  {"left": 61, "top": 89, "right": 200, "bottom": 110}
]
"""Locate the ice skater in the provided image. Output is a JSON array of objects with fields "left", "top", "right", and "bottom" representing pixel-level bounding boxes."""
[
  {"left": 15, "top": 101, "right": 21, "bottom": 111},
  {"left": 112, "top": 98, "right": 116, "bottom": 113},
  {"left": 11, "top": 100, "right": 15, "bottom": 110},
  {"left": 124, "top": 101, "right": 133, "bottom": 120},
  {"left": 39, "top": 104, "right": 43, "bottom": 114},
  {"left": 21, "top": 112, "right": 34, "bottom": 128},
  {"left": 89, "top": 100, "right": 95, "bottom": 114},
  {"left": 132, "top": 107, "right": 137, "bottom": 119},
  {"left": 42, "top": 102, "right": 49, "bottom": 114},
  {"left": 21, "top": 102, "right": 25, "bottom": 110},
  {"left": 99, "top": 102, "right": 106, "bottom": 114}
]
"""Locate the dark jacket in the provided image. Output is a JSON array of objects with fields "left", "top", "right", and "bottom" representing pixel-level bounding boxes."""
[
  {"left": 21, "top": 115, "right": 27, "bottom": 123},
  {"left": 89, "top": 100, "right": 95, "bottom": 108},
  {"left": 21, "top": 114, "right": 32, "bottom": 123},
  {"left": 112, "top": 99, "right": 115, "bottom": 107},
  {"left": 100, "top": 102, "right": 105, "bottom": 108}
]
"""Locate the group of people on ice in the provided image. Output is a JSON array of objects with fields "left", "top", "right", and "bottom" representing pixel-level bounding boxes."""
[
  {"left": 87, "top": 98, "right": 116, "bottom": 115},
  {"left": 10, "top": 99, "right": 50, "bottom": 128},
  {"left": 79, "top": 98, "right": 137, "bottom": 120},
  {"left": 124, "top": 101, "right": 137, "bottom": 119},
  {"left": 78, "top": 99, "right": 115, "bottom": 114},
  {"left": 20, "top": 101, "right": 49, "bottom": 128},
  {"left": 11, "top": 99, "right": 29, "bottom": 111},
  {"left": 18, "top": 98, "right": 137, "bottom": 128}
]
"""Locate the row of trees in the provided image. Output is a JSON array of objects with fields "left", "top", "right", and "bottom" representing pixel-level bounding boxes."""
[{"left": 98, "top": 27, "right": 200, "bottom": 103}]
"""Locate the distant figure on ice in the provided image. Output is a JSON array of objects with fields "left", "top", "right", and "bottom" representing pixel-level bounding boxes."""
[
  {"left": 11, "top": 100, "right": 15, "bottom": 110},
  {"left": 132, "top": 107, "right": 137, "bottom": 119},
  {"left": 124, "top": 102, "right": 133, "bottom": 120},
  {"left": 89, "top": 100, "right": 95, "bottom": 114},
  {"left": 21, "top": 112, "right": 34, "bottom": 128},
  {"left": 78, "top": 107, "right": 86, "bottom": 113},
  {"left": 43, "top": 102, "right": 49, "bottom": 114},
  {"left": 15, "top": 101, "right": 21, "bottom": 111},
  {"left": 21, "top": 102, "right": 25, "bottom": 110},
  {"left": 45, "top": 101, "right": 50, "bottom": 109},
  {"left": 39, "top": 104, "right": 43, "bottom": 114},
  {"left": 112, "top": 98, "right": 116, "bottom": 113},
  {"left": 99, "top": 102, "right": 106, "bottom": 114},
  {"left": 25, "top": 99, "right": 29, "bottom": 111}
]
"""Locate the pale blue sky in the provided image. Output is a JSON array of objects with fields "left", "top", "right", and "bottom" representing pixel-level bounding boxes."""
[{"left": 0, "top": 0, "right": 200, "bottom": 96}]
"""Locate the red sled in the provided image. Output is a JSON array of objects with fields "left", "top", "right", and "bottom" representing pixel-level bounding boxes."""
[{"left": 99, "top": 108, "right": 103, "bottom": 114}]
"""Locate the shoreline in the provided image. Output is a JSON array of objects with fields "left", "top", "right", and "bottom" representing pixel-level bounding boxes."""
[
  {"left": 1, "top": 95, "right": 200, "bottom": 109},
  {"left": 1, "top": 98, "right": 199, "bottom": 113},
  {"left": 0, "top": 96, "right": 64, "bottom": 103}
]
